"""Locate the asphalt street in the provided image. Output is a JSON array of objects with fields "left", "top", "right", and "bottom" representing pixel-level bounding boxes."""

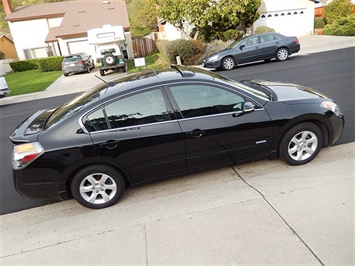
[{"left": 0, "top": 47, "right": 354, "bottom": 215}]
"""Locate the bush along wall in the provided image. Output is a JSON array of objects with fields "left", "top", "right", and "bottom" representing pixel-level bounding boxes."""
[
  {"left": 9, "top": 56, "right": 64, "bottom": 72},
  {"left": 9, "top": 59, "right": 39, "bottom": 72},
  {"left": 38, "top": 56, "right": 63, "bottom": 72}
]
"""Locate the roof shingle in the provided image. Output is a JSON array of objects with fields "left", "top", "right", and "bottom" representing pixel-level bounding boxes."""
[{"left": 5, "top": 0, "right": 130, "bottom": 43}]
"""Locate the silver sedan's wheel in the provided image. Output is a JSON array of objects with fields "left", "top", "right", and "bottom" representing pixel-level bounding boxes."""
[
  {"left": 279, "top": 123, "right": 323, "bottom": 165},
  {"left": 276, "top": 48, "right": 289, "bottom": 61},
  {"left": 221, "top": 57, "right": 236, "bottom": 70},
  {"left": 71, "top": 165, "right": 125, "bottom": 209}
]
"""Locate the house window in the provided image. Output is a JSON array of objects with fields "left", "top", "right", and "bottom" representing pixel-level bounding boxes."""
[{"left": 23, "top": 47, "right": 54, "bottom": 59}]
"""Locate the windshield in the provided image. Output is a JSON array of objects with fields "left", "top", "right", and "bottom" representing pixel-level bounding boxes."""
[
  {"left": 213, "top": 73, "right": 270, "bottom": 101},
  {"left": 45, "top": 84, "right": 105, "bottom": 129},
  {"left": 226, "top": 38, "right": 244, "bottom": 49}
]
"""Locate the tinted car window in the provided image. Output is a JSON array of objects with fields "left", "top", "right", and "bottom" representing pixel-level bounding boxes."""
[
  {"left": 87, "top": 88, "right": 169, "bottom": 131},
  {"left": 170, "top": 84, "right": 245, "bottom": 118},
  {"left": 260, "top": 34, "right": 277, "bottom": 42},
  {"left": 63, "top": 54, "right": 83, "bottom": 62},
  {"left": 245, "top": 36, "right": 260, "bottom": 46}
]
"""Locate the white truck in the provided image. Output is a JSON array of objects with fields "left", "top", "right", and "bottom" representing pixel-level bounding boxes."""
[{"left": 88, "top": 25, "right": 127, "bottom": 76}]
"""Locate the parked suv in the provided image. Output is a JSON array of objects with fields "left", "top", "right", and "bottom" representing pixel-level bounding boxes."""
[
  {"left": 96, "top": 43, "right": 127, "bottom": 76},
  {"left": 61, "top": 53, "right": 94, "bottom": 77}
]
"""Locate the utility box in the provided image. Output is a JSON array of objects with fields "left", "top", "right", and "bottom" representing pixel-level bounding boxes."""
[{"left": 88, "top": 25, "right": 127, "bottom": 76}]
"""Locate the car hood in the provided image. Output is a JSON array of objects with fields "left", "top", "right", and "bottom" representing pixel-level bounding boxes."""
[
  {"left": 246, "top": 80, "right": 330, "bottom": 101},
  {"left": 10, "top": 109, "right": 54, "bottom": 144}
]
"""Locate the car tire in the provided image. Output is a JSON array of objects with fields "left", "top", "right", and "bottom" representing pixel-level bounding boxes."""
[
  {"left": 121, "top": 66, "right": 126, "bottom": 73},
  {"left": 100, "top": 69, "right": 105, "bottom": 76},
  {"left": 64, "top": 73, "right": 68, "bottom": 77},
  {"left": 221, "top": 57, "right": 236, "bottom": 70},
  {"left": 104, "top": 54, "right": 116, "bottom": 66},
  {"left": 276, "top": 48, "right": 289, "bottom": 61},
  {"left": 279, "top": 122, "right": 323, "bottom": 165},
  {"left": 71, "top": 164, "right": 125, "bottom": 209}
]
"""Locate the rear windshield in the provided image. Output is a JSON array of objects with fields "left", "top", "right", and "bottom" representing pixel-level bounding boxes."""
[
  {"left": 45, "top": 85, "right": 105, "bottom": 129},
  {"left": 63, "top": 55, "right": 82, "bottom": 62}
]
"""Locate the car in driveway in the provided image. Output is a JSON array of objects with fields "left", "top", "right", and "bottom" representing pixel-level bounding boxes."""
[
  {"left": 202, "top": 33, "right": 300, "bottom": 70},
  {"left": 10, "top": 65, "right": 344, "bottom": 209},
  {"left": 61, "top": 53, "right": 94, "bottom": 77}
]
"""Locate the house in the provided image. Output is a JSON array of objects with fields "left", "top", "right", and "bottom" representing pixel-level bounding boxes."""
[
  {"left": 0, "top": 32, "right": 18, "bottom": 59},
  {"left": 3, "top": 0, "right": 133, "bottom": 60},
  {"left": 155, "top": 0, "right": 321, "bottom": 41},
  {"left": 253, "top": 0, "right": 321, "bottom": 36}
]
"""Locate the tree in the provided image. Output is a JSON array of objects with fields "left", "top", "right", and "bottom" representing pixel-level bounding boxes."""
[
  {"left": 324, "top": 0, "right": 353, "bottom": 24},
  {"left": 151, "top": 0, "right": 261, "bottom": 41},
  {"left": 127, "top": 0, "right": 157, "bottom": 37}
]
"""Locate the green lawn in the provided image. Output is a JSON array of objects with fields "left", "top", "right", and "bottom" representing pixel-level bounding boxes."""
[
  {"left": 5, "top": 69, "right": 62, "bottom": 96},
  {"left": 4, "top": 53, "right": 169, "bottom": 96}
]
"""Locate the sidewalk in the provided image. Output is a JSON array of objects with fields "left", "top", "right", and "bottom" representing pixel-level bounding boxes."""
[
  {"left": 1, "top": 35, "right": 354, "bottom": 107},
  {"left": 1, "top": 142, "right": 353, "bottom": 264}
]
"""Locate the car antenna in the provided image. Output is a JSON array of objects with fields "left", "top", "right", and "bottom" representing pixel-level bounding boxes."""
[{"left": 95, "top": 75, "right": 107, "bottom": 83}]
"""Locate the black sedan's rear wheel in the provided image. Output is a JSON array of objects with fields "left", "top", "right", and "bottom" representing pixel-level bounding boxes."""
[
  {"left": 279, "top": 123, "right": 323, "bottom": 165},
  {"left": 71, "top": 165, "right": 125, "bottom": 209},
  {"left": 221, "top": 57, "right": 236, "bottom": 70},
  {"left": 276, "top": 48, "right": 289, "bottom": 61}
]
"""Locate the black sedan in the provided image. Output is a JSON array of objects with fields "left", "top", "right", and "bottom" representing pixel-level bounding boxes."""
[
  {"left": 202, "top": 33, "right": 300, "bottom": 70},
  {"left": 10, "top": 65, "right": 344, "bottom": 209}
]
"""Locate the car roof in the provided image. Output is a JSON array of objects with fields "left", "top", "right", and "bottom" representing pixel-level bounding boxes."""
[{"left": 90, "top": 65, "right": 215, "bottom": 99}]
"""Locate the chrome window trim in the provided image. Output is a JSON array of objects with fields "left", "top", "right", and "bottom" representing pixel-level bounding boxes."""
[
  {"left": 88, "top": 119, "right": 177, "bottom": 135},
  {"left": 175, "top": 107, "right": 266, "bottom": 122}
]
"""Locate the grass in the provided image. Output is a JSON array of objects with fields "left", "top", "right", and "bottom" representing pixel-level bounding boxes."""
[
  {"left": 4, "top": 53, "right": 169, "bottom": 96},
  {"left": 127, "top": 52, "right": 169, "bottom": 73},
  {"left": 5, "top": 69, "right": 62, "bottom": 96}
]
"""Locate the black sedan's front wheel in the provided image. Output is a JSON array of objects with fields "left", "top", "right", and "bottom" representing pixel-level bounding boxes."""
[
  {"left": 71, "top": 165, "right": 125, "bottom": 209},
  {"left": 279, "top": 123, "right": 323, "bottom": 165},
  {"left": 221, "top": 57, "right": 236, "bottom": 70}
]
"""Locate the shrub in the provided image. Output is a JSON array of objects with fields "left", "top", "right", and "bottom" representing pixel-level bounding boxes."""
[
  {"left": 221, "top": 30, "right": 244, "bottom": 41},
  {"left": 162, "top": 39, "right": 205, "bottom": 65},
  {"left": 10, "top": 59, "right": 39, "bottom": 72},
  {"left": 254, "top": 26, "right": 275, "bottom": 34},
  {"left": 323, "top": 15, "right": 355, "bottom": 36},
  {"left": 324, "top": 0, "right": 353, "bottom": 25},
  {"left": 38, "top": 56, "right": 63, "bottom": 72},
  {"left": 314, "top": 17, "right": 326, "bottom": 28}
]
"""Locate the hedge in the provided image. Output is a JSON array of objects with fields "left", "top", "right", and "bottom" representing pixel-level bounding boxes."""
[
  {"left": 323, "top": 15, "right": 355, "bottom": 36},
  {"left": 9, "top": 56, "right": 64, "bottom": 72}
]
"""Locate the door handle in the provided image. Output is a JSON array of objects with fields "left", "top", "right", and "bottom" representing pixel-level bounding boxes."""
[
  {"left": 99, "top": 140, "right": 120, "bottom": 149},
  {"left": 188, "top": 129, "right": 205, "bottom": 138}
]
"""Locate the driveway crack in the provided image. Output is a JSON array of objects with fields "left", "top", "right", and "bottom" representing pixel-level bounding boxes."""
[{"left": 232, "top": 167, "right": 325, "bottom": 266}]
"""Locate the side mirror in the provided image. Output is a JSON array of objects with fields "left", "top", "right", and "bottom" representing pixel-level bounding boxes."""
[
  {"left": 243, "top": 102, "right": 255, "bottom": 113},
  {"left": 240, "top": 44, "right": 245, "bottom": 50}
]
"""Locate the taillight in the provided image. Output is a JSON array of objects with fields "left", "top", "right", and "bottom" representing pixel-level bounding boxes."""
[
  {"left": 78, "top": 60, "right": 85, "bottom": 64},
  {"left": 12, "top": 142, "right": 44, "bottom": 170},
  {"left": 295, "top": 37, "right": 299, "bottom": 43},
  {"left": 96, "top": 59, "right": 101, "bottom": 63}
]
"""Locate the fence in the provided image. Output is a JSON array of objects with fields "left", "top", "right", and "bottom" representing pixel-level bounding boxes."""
[{"left": 132, "top": 37, "right": 157, "bottom": 58}]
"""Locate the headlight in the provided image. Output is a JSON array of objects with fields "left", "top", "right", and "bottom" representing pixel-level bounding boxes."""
[
  {"left": 208, "top": 54, "right": 219, "bottom": 61},
  {"left": 320, "top": 101, "right": 342, "bottom": 117}
]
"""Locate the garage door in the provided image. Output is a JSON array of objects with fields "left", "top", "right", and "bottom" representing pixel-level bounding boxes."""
[
  {"left": 254, "top": 9, "right": 310, "bottom": 36},
  {"left": 67, "top": 40, "right": 91, "bottom": 55}
]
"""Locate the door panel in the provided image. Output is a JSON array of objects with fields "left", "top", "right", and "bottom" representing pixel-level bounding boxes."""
[
  {"left": 86, "top": 87, "right": 186, "bottom": 184},
  {"left": 168, "top": 84, "right": 273, "bottom": 171},
  {"left": 237, "top": 36, "right": 261, "bottom": 63}
]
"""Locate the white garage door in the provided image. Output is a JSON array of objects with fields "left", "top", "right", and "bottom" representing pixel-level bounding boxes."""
[
  {"left": 67, "top": 40, "right": 91, "bottom": 55},
  {"left": 254, "top": 9, "right": 310, "bottom": 36}
]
